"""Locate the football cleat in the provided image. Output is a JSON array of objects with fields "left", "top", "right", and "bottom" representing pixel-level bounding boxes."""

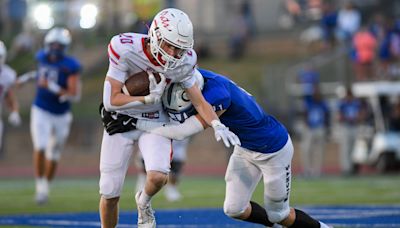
[
  {"left": 135, "top": 191, "right": 156, "bottom": 228},
  {"left": 35, "top": 192, "right": 48, "bottom": 205}
]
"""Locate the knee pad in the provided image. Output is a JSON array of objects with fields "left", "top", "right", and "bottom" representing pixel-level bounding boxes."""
[
  {"left": 45, "top": 145, "right": 62, "bottom": 161},
  {"left": 99, "top": 171, "right": 124, "bottom": 199},
  {"left": 223, "top": 201, "right": 247, "bottom": 218},
  {"left": 45, "top": 137, "right": 64, "bottom": 161},
  {"left": 265, "top": 200, "right": 290, "bottom": 223}
]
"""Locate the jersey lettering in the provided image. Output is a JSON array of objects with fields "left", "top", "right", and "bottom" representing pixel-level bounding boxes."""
[
  {"left": 38, "top": 66, "right": 58, "bottom": 84},
  {"left": 119, "top": 33, "right": 134, "bottom": 44}
]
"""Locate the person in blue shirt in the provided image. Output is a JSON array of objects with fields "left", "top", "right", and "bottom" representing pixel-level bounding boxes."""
[
  {"left": 337, "top": 87, "right": 363, "bottom": 175},
  {"left": 18, "top": 27, "right": 82, "bottom": 205},
  {"left": 100, "top": 68, "right": 331, "bottom": 228},
  {"left": 301, "top": 87, "right": 330, "bottom": 177}
]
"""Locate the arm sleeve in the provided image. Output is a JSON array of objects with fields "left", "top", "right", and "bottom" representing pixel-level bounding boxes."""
[
  {"left": 136, "top": 115, "right": 204, "bottom": 140},
  {"left": 103, "top": 80, "right": 144, "bottom": 111}
]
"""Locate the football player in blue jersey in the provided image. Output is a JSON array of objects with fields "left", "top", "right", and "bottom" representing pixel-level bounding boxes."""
[
  {"left": 18, "top": 27, "right": 82, "bottom": 205},
  {"left": 101, "top": 68, "right": 331, "bottom": 227}
]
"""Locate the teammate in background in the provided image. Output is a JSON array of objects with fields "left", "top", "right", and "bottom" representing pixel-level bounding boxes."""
[
  {"left": 135, "top": 138, "right": 190, "bottom": 202},
  {"left": 0, "top": 41, "right": 22, "bottom": 153},
  {"left": 17, "top": 27, "right": 82, "bottom": 205},
  {"left": 102, "top": 69, "right": 331, "bottom": 228},
  {"left": 99, "top": 8, "right": 239, "bottom": 228}
]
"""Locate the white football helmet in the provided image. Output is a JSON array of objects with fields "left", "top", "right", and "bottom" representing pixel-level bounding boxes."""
[
  {"left": 162, "top": 70, "right": 204, "bottom": 123},
  {"left": 44, "top": 27, "right": 71, "bottom": 57},
  {"left": 44, "top": 27, "right": 71, "bottom": 46},
  {"left": 149, "top": 8, "right": 194, "bottom": 70},
  {"left": 0, "top": 40, "right": 6, "bottom": 66}
]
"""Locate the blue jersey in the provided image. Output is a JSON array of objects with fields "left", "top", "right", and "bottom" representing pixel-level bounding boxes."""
[
  {"left": 338, "top": 99, "right": 361, "bottom": 125},
  {"left": 198, "top": 69, "right": 288, "bottom": 154},
  {"left": 33, "top": 50, "right": 81, "bottom": 114},
  {"left": 305, "top": 99, "right": 330, "bottom": 129}
]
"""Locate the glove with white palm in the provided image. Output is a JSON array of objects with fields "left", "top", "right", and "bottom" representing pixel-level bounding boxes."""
[
  {"left": 144, "top": 72, "right": 166, "bottom": 104},
  {"left": 211, "top": 120, "right": 241, "bottom": 148}
]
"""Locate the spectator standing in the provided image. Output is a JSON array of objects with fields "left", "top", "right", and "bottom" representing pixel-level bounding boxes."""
[
  {"left": 351, "top": 27, "right": 377, "bottom": 81},
  {"left": 336, "top": 2, "right": 361, "bottom": 44},
  {"left": 337, "top": 87, "right": 363, "bottom": 175},
  {"left": 301, "top": 87, "right": 330, "bottom": 177}
]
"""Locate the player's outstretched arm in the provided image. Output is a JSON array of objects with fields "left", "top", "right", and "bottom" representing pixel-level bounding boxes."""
[
  {"left": 185, "top": 85, "right": 241, "bottom": 147},
  {"left": 16, "top": 70, "right": 37, "bottom": 86},
  {"left": 5, "top": 85, "right": 21, "bottom": 126},
  {"left": 136, "top": 115, "right": 206, "bottom": 140}
]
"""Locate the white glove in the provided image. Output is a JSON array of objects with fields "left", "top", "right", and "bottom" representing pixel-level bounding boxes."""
[
  {"left": 144, "top": 72, "right": 166, "bottom": 104},
  {"left": 47, "top": 80, "right": 62, "bottom": 94},
  {"left": 8, "top": 111, "right": 21, "bottom": 126},
  {"left": 211, "top": 120, "right": 241, "bottom": 147}
]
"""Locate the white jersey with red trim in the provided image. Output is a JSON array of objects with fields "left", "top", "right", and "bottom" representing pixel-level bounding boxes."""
[
  {"left": 0, "top": 64, "right": 16, "bottom": 116},
  {"left": 106, "top": 32, "right": 197, "bottom": 119}
]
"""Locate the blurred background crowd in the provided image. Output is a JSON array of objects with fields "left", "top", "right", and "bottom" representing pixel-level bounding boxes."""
[{"left": 1, "top": 0, "right": 400, "bottom": 182}]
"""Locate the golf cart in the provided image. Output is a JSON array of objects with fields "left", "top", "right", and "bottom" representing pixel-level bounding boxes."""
[{"left": 350, "top": 81, "right": 400, "bottom": 173}]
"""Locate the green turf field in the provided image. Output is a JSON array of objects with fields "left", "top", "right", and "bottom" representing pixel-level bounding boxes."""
[{"left": 1, "top": 175, "right": 399, "bottom": 215}]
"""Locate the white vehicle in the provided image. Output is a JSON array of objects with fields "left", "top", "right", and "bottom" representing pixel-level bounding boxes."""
[{"left": 350, "top": 81, "right": 400, "bottom": 173}]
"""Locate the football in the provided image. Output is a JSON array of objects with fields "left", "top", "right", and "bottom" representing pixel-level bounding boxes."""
[{"left": 122, "top": 71, "right": 161, "bottom": 96}]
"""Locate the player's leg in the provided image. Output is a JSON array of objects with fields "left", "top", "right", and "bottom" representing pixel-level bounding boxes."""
[
  {"left": 134, "top": 154, "right": 147, "bottom": 193},
  {"left": 165, "top": 138, "right": 189, "bottom": 201},
  {"left": 223, "top": 146, "right": 274, "bottom": 227},
  {"left": 44, "top": 112, "right": 72, "bottom": 181},
  {"left": 300, "top": 128, "right": 313, "bottom": 176},
  {"left": 30, "top": 106, "right": 52, "bottom": 204},
  {"left": 261, "top": 137, "right": 330, "bottom": 227},
  {"left": 136, "top": 132, "right": 172, "bottom": 227},
  {"left": 99, "top": 130, "right": 138, "bottom": 228},
  {"left": 311, "top": 128, "right": 326, "bottom": 177}
]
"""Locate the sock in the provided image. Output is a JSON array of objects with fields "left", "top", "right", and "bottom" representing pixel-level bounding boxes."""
[
  {"left": 135, "top": 173, "right": 146, "bottom": 193},
  {"left": 319, "top": 221, "right": 331, "bottom": 228},
  {"left": 244, "top": 201, "right": 274, "bottom": 227},
  {"left": 35, "top": 177, "right": 43, "bottom": 193},
  {"left": 138, "top": 190, "right": 152, "bottom": 206},
  {"left": 42, "top": 178, "right": 49, "bottom": 195},
  {"left": 289, "top": 209, "right": 320, "bottom": 228}
]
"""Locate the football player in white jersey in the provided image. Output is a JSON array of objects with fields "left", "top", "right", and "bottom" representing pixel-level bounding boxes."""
[
  {"left": 0, "top": 41, "right": 21, "bottom": 152},
  {"left": 100, "top": 8, "right": 240, "bottom": 228}
]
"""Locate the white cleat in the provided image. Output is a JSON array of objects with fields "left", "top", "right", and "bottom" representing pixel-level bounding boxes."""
[
  {"left": 35, "top": 192, "right": 48, "bottom": 205},
  {"left": 35, "top": 178, "right": 49, "bottom": 205},
  {"left": 164, "top": 184, "right": 182, "bottom": 202},
  {"left": 135, "top": 191, "right": 156, "bottom": 228}
]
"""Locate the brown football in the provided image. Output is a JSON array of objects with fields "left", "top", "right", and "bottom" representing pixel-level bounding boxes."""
[{"left": 122, "top": 71, "right": 161, "bottom": 96}]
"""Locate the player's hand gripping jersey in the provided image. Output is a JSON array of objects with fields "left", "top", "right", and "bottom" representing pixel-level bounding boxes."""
[{"left": 106, "top": 33, "right": 198, "bottom": 119}]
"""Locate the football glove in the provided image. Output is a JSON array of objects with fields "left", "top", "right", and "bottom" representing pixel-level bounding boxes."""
[
  {"left": 144, "top": 72, "right": 166, "bottom": 104},
  {"left": 211, "top": 120, "right": 241, "bottom": 148},
  {"left": 105, "top": 114, "right": 138, "bottom": 135},
  {"left": 99, "top": 103, "right": 138, "bottom": 135}
]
